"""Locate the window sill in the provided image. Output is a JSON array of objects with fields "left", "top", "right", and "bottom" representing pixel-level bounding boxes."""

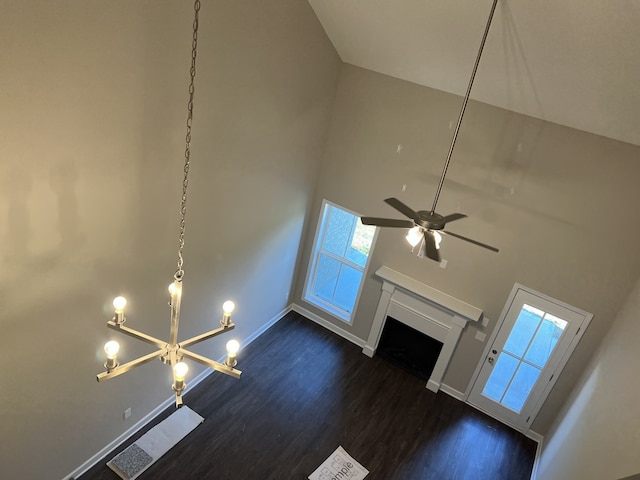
[{"left": 303, "top": 295, "right": 353, "bottom": 324}]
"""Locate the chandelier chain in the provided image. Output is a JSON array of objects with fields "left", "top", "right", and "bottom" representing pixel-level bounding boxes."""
[{"left": 175, "top": 0, "right": 201, "bottom": 281}]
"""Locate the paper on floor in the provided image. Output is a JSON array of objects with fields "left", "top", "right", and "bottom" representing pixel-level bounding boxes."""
[
  {"left": 107, "top": 406, "right": 204, "bottom": 480},
  {"left": 308, "top": 446, "right": 369, "bottom": 480}
]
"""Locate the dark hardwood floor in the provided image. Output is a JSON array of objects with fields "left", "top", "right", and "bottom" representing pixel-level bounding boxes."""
[{"left": 80, "top": 311, "right": 537, "bottom": 480}]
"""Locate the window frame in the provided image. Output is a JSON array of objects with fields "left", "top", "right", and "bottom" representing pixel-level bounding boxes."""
[{"left": 303, "top": 199, "right": 378, "bottom": 324}]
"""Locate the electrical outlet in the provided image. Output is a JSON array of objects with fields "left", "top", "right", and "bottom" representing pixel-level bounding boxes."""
[
  {"left": 123, "top": 407, "right": 131, "bottom": 420},
  {"left": 475, "top": 331, "right": 487, "bottom": 342},
  {"left": 481, "top": 317, "right": 490, "bottom": 328},
  {"left": 439, "top": 259, "right": 447, "bottom": 269}
]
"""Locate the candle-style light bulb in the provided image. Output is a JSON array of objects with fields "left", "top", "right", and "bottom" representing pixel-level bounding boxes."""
[
  {"left": 225, "top": 339, "right": 240, "bottom": 367},
  {"left": 104, "top": 340, "right": 120, "bottom": 371},
  {"left": 172, "top": 362, "right": 189, "bottom": 394},
  {"left": 221, "top": 300, "right": 235, "bottom": 327},
  {"left": 112, "top": 296, "right": 127, "bottom": 324},
  {"left": 173, "top": 362, "right": 188, "bottom": 381},
  {"left": 113, "top": 296, "right": 127, "bottom": 313},
  {"left": 104, "top": 340, "right": 120, "bottom": 359},
  {"left": 223, "top": 300, "right": 235, "bottom": 315}
]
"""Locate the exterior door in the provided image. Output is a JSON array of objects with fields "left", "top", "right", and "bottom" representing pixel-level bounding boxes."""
[{"left": 468, "top": 284, "right": 592, "bottom": 432}]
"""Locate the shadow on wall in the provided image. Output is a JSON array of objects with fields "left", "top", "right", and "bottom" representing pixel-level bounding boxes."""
[
  {"left": 2, "top": 159, "right": 84, "bottom": 261},
  {"left": 1, "top": 159, "right": 87, "bottom": 314}
]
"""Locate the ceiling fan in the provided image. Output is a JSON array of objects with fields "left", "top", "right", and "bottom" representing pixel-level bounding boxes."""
[{"left": 361, "top": 0, "right": 500, "bottom": 262}]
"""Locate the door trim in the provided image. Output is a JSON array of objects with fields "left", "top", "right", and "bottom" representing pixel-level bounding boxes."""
[{"left": 465, "top": 283, "right": 593, "bottom": 433}]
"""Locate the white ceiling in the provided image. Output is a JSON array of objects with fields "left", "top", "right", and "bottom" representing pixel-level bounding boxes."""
[{"left": 307, "top": 0, "right": 640, "bottom": 147}]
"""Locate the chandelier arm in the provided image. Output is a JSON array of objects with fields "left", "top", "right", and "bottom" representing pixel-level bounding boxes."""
[
  {"left": 175, "top": 0, "right": 201, "bottom": 281},
  {"left": 96, "top": 350, "right": 165, "bottom": 382},
  {"left": 179, "top": 323, "right": 236, "bottom": 349},
  {"left": 106, "top": 321, "right": 167, "bottom": 349},
  {"left": 180, "top": 349, "right": 242, "bottom": 379},
  {"left": 430, "top": 0, "right": 499, "bottom": 213}
]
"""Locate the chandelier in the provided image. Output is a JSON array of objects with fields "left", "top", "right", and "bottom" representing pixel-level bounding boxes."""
[{"left": 96, "top": 0, "right": 241, "bottom": 408}]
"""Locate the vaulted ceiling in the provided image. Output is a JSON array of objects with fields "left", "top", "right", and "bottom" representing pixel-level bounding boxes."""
[{"left": 308, "top": 0, "right": 640, "bottom": 147}]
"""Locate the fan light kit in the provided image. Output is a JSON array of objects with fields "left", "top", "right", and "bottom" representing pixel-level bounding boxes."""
[
  {"left": 362, "top": 0, "right": 500, "bottom": 262},
  {"left": 96, "top": 0, "right": 242, "bottom": 408}
]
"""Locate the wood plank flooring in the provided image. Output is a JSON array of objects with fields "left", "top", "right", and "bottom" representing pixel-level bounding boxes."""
[{"left": 80, "top": 311, "right": 537, "bottom": 480}]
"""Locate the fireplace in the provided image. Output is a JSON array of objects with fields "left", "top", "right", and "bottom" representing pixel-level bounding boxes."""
[
  {"left": 377, "top": 316, "right": 444, "bottom": 381},
  {"left": 363, "top": 266, "right": 482, "bottom": 392}
]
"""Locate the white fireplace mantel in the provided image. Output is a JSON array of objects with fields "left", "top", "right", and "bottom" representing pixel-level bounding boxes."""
[{"left": 363, "top": 266, "right": 483, "bottom": 392}]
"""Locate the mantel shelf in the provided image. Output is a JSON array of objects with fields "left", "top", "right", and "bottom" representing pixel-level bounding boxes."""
[{"left": 375, "top": 266, "right": 482, "bottom": 323}]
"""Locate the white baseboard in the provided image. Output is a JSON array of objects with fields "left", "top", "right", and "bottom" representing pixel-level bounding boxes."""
[
  {"left": 244, "top": 305, "right": 289, "bottom": 346},
  {"left": 362, "top": 345, "right": 375, "bottom": 358},
  {"left": 426, "top": 379, "right": 440, "bottom": 392},
  {"left": 439, "top": 384, "right": 466, "bottom": 401},
  {"left": 529, "top": 434, "right": 543, "bottom": 480},
  {"left": 526, "top": 429, "right": 543, "bottom": 443},
  {"left": 291, "top": 303, "right": 366, "bottom": 348},
  {"left": 64, "top": 307, "right": 287, "bottom": 480}
]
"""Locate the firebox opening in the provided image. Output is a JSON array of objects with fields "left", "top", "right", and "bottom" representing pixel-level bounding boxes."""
[{"left": 376, "top": 316, "right": 444, "bottom": 381}]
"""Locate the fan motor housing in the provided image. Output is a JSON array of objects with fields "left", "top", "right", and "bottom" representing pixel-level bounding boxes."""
[{"left": 415, "top": 211, "right": 445, "bottom": 230}]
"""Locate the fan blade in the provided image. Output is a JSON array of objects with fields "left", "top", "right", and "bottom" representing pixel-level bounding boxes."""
[
  {"left": 442, "top": 213, "right": 467, "bottom": 223},
  {"left": 360, "top": 217, "right": 414, "bottom": 228},
  {"left": 442, "top": 230, "right": 499, "bottom": 252},
  {"left": 384, "top": 198, "right": 417, "bottom": 220},
  {"left": 424, "top": 230, "right": 441, "bottom": 262}
]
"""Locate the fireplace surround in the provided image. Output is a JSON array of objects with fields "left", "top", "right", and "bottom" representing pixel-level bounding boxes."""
[{"left": 363, "top": 266, "right": 482, "bottom": 392}]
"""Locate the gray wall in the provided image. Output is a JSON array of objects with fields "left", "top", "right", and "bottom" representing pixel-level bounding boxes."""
[
  {"left": 3, "top": 1, "right": 639, "bottom": 477},
  {"left": 292, "top": 64, "right": 640, "bottom": 435},
  {"left": 537, "top": 278, "right": 640, "bottom": 479},
  {"left": 0, "top": 1, "right": 340, "bottom": 478}
]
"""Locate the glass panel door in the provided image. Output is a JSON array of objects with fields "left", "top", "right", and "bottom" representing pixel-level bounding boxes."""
[
  {"left": 468, "top": 285, "right": 592, "bottom": 431},
  {"left": 482, "top": 304, "right": 568, "bottom": 413}
]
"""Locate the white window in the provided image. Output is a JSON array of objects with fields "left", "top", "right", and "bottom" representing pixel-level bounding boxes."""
[{"left": 304, "top": 200, "right": 377, "bottom": 323}]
